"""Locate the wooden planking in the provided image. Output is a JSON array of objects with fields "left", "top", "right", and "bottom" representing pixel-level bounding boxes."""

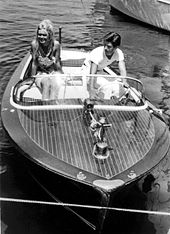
[{"left": 18, "top": 108, "right": 155, "bottom": 179}]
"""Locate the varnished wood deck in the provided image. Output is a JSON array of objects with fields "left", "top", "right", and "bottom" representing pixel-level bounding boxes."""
[{"left": 18, "top": 108, "right": 155, "bottom": 179}]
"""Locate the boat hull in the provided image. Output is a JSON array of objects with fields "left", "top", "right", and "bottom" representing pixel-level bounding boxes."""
[
  {"left": 4, "top": 146, "right": 148, "bottom": 233},
  {"left": 1, "top": 51, "right": 170, "bottom": 233},
  {"left": 109, "top": 0, "right": 170, "bottom": 32}
]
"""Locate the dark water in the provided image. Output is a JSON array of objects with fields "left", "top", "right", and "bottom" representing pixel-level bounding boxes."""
[{"left": 1, "top": 0, "right": 170, "bottom": 233}]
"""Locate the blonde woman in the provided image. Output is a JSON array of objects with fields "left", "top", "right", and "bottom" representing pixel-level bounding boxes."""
[{"left": 31, "top": 19, "right": 63, "bottom": 100}]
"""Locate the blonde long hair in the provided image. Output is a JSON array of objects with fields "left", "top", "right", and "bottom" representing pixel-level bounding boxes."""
[{"left": 36, "top": 19, "right": 54, "bottom": 42}]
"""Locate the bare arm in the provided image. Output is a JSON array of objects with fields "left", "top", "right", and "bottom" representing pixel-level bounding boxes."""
[
  {"left": 90, "top": 61, "right": 98, "bottom": 74},
  {"left": 53, "top": 41, "right": 64, "bottom": 73},
  {"left": 118, "top": 60, "right": 127, "bottom": 84},
  {"left": 88, "top": 61, "right": 100, "bottom": 98},
  {"left": 30, "top": 40, "right": 38, "bottom": 76},
  {"left": 118, "top": 60, "right": 126, "bottom": 77}
]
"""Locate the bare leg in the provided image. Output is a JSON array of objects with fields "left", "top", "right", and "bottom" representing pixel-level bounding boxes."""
[
  {"left": 41, "top": 77, "right": 50, "bottom": 100},
  {"left": 49, "top": 72, "right": 63, "bottom": 100}
]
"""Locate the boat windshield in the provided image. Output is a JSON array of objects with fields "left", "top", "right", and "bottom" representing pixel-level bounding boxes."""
[{"left": 11, "top": 74, "right": 147, "bottom": 111}]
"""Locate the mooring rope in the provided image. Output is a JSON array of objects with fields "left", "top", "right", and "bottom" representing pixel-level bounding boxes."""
[{"left": 0, "top": 197, "right": 170, "bottom": 216}]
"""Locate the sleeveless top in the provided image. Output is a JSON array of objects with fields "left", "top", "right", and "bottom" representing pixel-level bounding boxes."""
[{"left": 36, "top": 42, "right": 56, "bottom": 73}]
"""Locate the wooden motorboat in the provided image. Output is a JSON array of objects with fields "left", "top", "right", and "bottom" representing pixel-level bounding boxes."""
[
  {"left": 109, "top": 0, "right": 170, "bottom": 32},
  {"left": 1, "top": 49, "right": 170, "bottom": 233}
]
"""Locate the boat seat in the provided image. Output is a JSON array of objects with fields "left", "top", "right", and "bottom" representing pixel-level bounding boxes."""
[
  {"left": 23, "top": 83, "right": 89, "bottom": 100},
  {"left": 58, "top": 76, "right": 89, "bottom": 99},
  {"left": 21, "top": 77, "right": 89, "bottom": 100},
  {"left": 23, "top": 84, "right": 42, "bottom": 99},
  {"left": 63, "top": 66, "right": 83, "bottom": 74}
]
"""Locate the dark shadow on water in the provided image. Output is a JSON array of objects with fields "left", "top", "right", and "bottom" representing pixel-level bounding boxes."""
[
  {"left": 103, "top": 177, "right": 156, "bottom": 234},
  {"left": 0, "top": 155, "right": 94, "bottom": 234},
  {"left": 1, "top": 154, "right": 157, "bottom": 234}
]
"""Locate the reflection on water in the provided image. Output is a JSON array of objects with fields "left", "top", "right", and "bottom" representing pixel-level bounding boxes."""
[{"left": 1, "top": 0, "right": 170, "bottom": 233}]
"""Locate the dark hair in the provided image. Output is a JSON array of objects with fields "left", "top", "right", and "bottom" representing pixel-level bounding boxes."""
[{"left": 103, "top": 32, "right": 121, "bottom": 47}]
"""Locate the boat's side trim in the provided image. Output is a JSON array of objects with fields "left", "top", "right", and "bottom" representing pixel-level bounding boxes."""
[{"left": 20, "top": 54, "right": 32, "bottom": 80}]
